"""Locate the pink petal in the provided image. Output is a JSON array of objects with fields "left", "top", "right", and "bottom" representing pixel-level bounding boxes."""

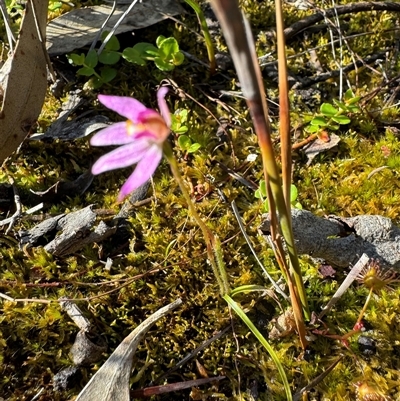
[
  {"left": 90, "top": 122, "right": 132, "bottom": 146},
  {"left": 91, "top": 121, "right": 156, "bottom": 146},
  {"left": 118, "top": 144, "right": 163, "bottom": 201},
  {"left": 91, "top": 139, "right": 151, "bottom": 175},
  {"left": 157, "top": 87, "right": 171, "bottom": 128},
  {"left": 98, "top": 95, "right": 148, "bottom": 123}
]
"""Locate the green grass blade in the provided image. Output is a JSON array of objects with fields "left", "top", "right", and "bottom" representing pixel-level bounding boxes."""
[
  {"left": 184, "top": 0, "right": 216, "bottom": 74},
  {"left": 224, "top": 295, "right": 292, "bottom": 401}
]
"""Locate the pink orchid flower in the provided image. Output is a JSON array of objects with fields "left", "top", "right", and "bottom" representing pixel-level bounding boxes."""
[{"left": 91, "top": 88, "right": 171, "bottom": 201}]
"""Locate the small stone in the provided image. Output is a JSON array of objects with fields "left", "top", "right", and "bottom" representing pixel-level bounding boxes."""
[
  {"left": 358, "top": 335, "right": 376, "bottom": 355},
  {"left": 303, "top": 347, "right": 315, "bottom": 362},
  {"left": 53, "top": 366, "right": 81, "bottom": 392}
]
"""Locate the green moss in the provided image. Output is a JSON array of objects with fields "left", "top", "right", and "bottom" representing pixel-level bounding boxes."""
[{"left": 2, "top": 0, "right": 400, "bottom": 400}]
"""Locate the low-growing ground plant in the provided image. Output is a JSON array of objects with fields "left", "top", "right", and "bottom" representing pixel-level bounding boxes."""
[
  {"left": 255, "top": 181, "right": 302, "bottom": 212},
  {"left": 171, "top": 109, "right": 202, "bottom": 155},
  {"left": 68, "top": 33, "right": 184, "bottom": 88}
]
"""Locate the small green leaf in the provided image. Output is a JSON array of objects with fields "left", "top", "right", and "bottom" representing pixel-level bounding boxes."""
[
  {"left": 346, "top": 96, "right": 361, "bottom": 105},
  {"left": 188, "top": 143, "right": 201, "bottom": 153},
  {"left": 170, "top": 115, "right": 179, "bottom": 131},
  {"left": 290, "top": 184, "right": 298, "bottom": 203},
  {"left": 122, "top": 48, "right": 146, "bottom": 66},
  {"left": 310, "top": 116, "right": 328, "bottom": 126},
  {"left": 260, "top": 180, "right": 267, "bottom": 197},
  {"left": 100, "top": 66, "right": 117, "bottom": 83},
  {"left": 172, "top": 51, "right": 184, "bottom": 66},
  {"left": 255, "top": 180, "right": 267, "bottom": 199},
  {"left": 294, "top": 202, "right": 302, "bottom": 209},
  {"left": 174, "top": 109, "right": 188, "bottom": 123},
  {"left": 134, "top": 43, "right": 159, "bottom": 58},
  {"left": 158, "top": 37, "right": 179, "bottom": 59},
  {"left": 101, "top": 33, "right": 120, "bottom": 51},
  {"left": 344, "top": 88, "right": 355, "bottom": 101},
  {"left": 89, "top": 76, "right": 104, "bottom": 89},
  {"left": 68, "top": 53, "right": 85, "bottom": 66},
  {"left": 154, "top": 57, "right": 174, "bottom": 71},
  {"left": 306, "top": 125, "right": 320, "bottom": 133},
  {"left": 178, "top": 135, "right": 191, "bottom": 150},
  {"left": 332, "top": 99, "right": 348, "bottom": 111},
  {"left": 320, "top": 103, "right": 338, "bottom": 116},
  {"left": 156, "top": 35, "right": 166, "bottom": 48},
  {"left": 331, "top": 115, "right": 351, "bottom": 124},
  {"left": 262, "top": 199, "right": 269, "bottom": 212},
  {"left": 171, "top": 109, "right": 189, "bottom": 133},
  {"left": 77, "top": 66, "right": 95, "bottom": 76},
  {"left": 99, "top": 50, "right": 120, "bottom": 65},
  {"left": 85, "top": 49, "right": 98, "bottom": 68},
  {"left": 326, "top": 123, "right": 339, "bottom": 131},
  {"left": 176, "top": 126, "right": 188, "bottom": 134},
  {"left": 344, "top": 89, "right": 361, "bottom": 105},
  {"left": 347, "top": 105, "right": 360, "bottom": 113}
]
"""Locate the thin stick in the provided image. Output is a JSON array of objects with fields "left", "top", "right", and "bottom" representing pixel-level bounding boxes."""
[
  {"left": 91, "top": 0, "right": 118, "bottom": 53},
  {"left": 318, "top": 253, "right": 369, "bottom": 319},
  {"left": 0, "top": 292, "right": 50, "bottom": 304},
  {"left": 98, "top": 0, "right": 140, "bottom": 54}
]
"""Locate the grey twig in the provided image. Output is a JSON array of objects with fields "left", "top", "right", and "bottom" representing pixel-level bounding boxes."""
[
  {"left": 90, "top": 0, "right": 118, "bottom": 53},
  {"left": 318, "top": 253, "right": 369, "bottom": 319},
  {"left": 98, "top": 0, "right": 141, "bottom": 55}
]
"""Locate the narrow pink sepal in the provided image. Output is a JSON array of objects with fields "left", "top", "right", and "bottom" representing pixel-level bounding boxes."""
[
  {"left": 157, "top": 87, "right": 171, "bottom": 128},
  {"left": 91, "top": 139, "right": 150, "bottom": 175},
  {"left": 98, "top": 95, "right": 147, "bottom": 123},
  {"left": 117, "top": 144, "right": 163, "bottom": 201}
]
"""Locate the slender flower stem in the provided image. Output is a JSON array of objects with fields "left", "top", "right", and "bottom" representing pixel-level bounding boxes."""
[
  {"left": 163, "top": 142, "right": 230, "bottom": 295},
  {"left": 355, "top": 287, "right": 374, "bottom": 327}
]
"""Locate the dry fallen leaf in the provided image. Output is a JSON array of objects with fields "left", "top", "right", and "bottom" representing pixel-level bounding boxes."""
[
  {"left": 75, "top": 298, "right": 182, "bottom": 401},
  {"left": 0, "top": 0, "right": 48, "bottom": 163},
  {"left": 303, "top": 133, "right": 341, "bottom": 165}
]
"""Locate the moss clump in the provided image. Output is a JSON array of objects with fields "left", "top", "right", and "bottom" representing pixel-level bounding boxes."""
[{"left": 1, "top": 0, "right": 400, "bottom": 400}]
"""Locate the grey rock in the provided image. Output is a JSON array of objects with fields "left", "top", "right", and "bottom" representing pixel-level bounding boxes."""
[{"left": 259, "top": 209, "right": 400, "bottom": 269}]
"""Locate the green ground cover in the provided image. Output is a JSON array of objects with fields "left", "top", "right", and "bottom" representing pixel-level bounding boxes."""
[{"left": 1, "top": 0, "right": 400, "bottom": 400}]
